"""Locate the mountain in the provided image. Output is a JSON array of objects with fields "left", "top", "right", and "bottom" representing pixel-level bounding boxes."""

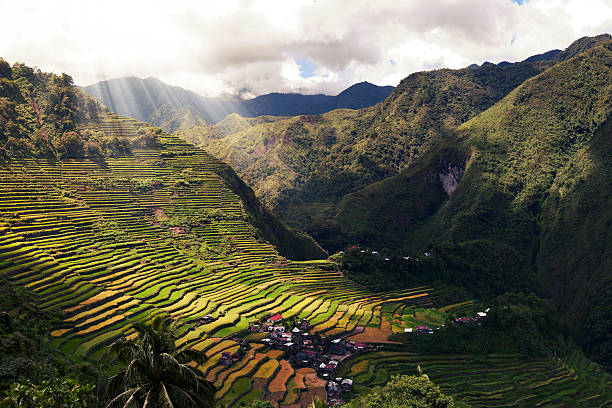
[
  {"left": 182, "top": 34, "right": 612, "bottom": 252},
  {"left": 82, "top": 77, "right": 394, "bottom": 132},
  {"left": 334, "top": 40, "right": 612, "bottom": 369}
]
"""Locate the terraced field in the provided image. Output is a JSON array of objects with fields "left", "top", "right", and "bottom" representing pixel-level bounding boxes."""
[
  {"left": 337, "top": 350, "right": 612, "bottom": 407},
  {"left": 0, "top": 113, "right": 435, "bottom": 407}
]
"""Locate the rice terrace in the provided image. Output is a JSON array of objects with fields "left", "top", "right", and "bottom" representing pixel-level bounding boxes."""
[{"left": 1, "top": 1, "right": 612, "bottom": 408}]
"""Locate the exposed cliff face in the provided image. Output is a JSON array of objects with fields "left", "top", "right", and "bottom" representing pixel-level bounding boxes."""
[
  {"left": 438, "top": 163, "right": 464, "bottom": 196},
  {"left": 332, "top": 144, "right": 469, "bottom": 252}
]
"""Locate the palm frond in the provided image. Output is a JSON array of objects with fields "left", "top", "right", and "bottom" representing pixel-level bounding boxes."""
[
  {"left": 142, "top": 387, "right": 153, "bottom": 408},
  {"left": 174, "top": 348, "right": 208, "bottom": 365},
  {"left": 158, "top": 383, "right": 176, "bottom": 408},
  {"left": 165, "top": 382, "right": 213, "bottom": 408},
  {"left": 105, "top": 387, "right": 140, "bottom": 408}
]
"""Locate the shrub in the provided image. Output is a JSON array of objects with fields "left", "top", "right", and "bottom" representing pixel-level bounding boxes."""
[
  {"left": 2, "top": 378, "right": 96, "bottom": 408},
  {"left": 84, "top": 141, "right": 101, "bottom": 159},
  {"left": 54, "top": 131, "right": 84, "bottom": 159}
]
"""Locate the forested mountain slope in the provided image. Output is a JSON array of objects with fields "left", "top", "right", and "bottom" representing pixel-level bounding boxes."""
[
  {"left": 83, "top": 77, "right": 394, "bottom": 132},
  {"left": 335, "top": 40, "right": 612, "bottom": 369},
  {"left": 181, "top": 34, "right": 611, "bottom": 251}
]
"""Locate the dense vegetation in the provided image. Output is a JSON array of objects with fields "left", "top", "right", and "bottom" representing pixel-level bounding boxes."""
[
  {"left": 331, "top": 248, "right": 442, "bottom": 292},
  {"left": 84, "top": 77, "right": 394, "bottom": 132},
  {"left": 0, "top": 278, "right": 97, "bottom": 406},
  {"left": 0, "top": 57, "right": 173, "bottom": 161},
  {"left": 105, "top": 316, "right": 215, "bottom": 408}
]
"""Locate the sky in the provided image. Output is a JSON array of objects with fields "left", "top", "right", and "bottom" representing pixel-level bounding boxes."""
[{"left": 0, "top": 0, "right": 611, "bottom": 98}]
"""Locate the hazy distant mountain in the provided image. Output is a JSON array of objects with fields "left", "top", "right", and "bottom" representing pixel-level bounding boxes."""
[{"left": 83, "top": 78, "right": 394, "bottom": 131}]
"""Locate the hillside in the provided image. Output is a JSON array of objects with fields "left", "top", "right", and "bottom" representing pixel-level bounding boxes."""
[
  {"left": 0, "top": 60, "right": 325, "bottom": 261},
  {"left": 333, "top": 40, "right": 612, "bottom": 369},
  {"left": 182, "top": 34, "right": 612, "bottom": 251},
  {"left": 82, "top": 77, "right": 394, "bottom": 132}
]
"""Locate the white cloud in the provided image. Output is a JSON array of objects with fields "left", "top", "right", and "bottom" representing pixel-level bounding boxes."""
[{"left": 0, "top": 0, "right": 610, "bottom": 97}]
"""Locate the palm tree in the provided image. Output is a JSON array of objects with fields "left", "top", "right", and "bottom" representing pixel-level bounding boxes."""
[{"left": 105, "top": 315, "right": 216, "bottom": 408}]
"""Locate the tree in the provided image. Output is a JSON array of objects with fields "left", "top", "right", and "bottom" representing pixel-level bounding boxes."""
[
  {"left": 341, "top": 375, "right": 455, "bottom": 408},
  {"left": 105, "top": 315, "right": 215, "bottom": 408}
]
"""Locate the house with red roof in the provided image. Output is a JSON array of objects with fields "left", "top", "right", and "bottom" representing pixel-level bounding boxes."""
[{"left": 266, "top": 314, "right": 283, "bottom": 324}]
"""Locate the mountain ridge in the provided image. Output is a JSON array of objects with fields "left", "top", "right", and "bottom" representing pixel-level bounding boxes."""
[{"left": 83, "top": 77, "right": 394, "bottom": 131}]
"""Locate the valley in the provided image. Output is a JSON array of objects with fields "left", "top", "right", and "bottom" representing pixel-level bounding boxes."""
[{"left": 1, "top": 24, "right": 611, "bottom": 408}]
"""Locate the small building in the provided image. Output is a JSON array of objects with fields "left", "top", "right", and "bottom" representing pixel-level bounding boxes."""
[
  {"left": 404, "top": 328, "right": 413, "bottom": 333},
  {"left": 219, "top": 351, "right": 232, "bottom": 366},
  {"left": 329, "top": 339, "right": 346, "bottom": 355},
  {"left": 292, "top": 327, "right": 301, "bottom": 334},
  {"left": 199, "top": 314, "right": 213, "bottom": 323},
  {"left": 267, "top": 314, "right": 283, "bottom": 324},
  {"left": 477, "top": 312, "right": 487, "bottom": 318},
  {"left": 324, "top": 364, "right": 336, "bottom": 374},
  {"left": 327, "top": 381, "right": 340, "bottom": 394},
  {"left": 341, "top": 379, "right": 353, "bottom": 392},
  {"left": 416, "top": 326, "right": 432, "bottom": 334}
]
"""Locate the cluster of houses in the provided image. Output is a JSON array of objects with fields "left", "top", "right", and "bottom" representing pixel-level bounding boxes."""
[
  {"left": 344, "top": 246, "right": 432, "bottom": 262},
  {"left": 404, "top": 326, "right": 435, "bottom": 334},
  {"left": 402, "top": 307, "right": 491, "bottom": 335},
  {"left": 247, "top": 313, "right": 373, "bottom": 401},
  {"left": 452, "top": 308, "right": 490, "bottom": 325}
]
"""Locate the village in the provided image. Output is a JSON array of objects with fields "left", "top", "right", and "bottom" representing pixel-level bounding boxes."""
[{"left": 206, "top": 304, "right": 490, "bottom": 405}]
